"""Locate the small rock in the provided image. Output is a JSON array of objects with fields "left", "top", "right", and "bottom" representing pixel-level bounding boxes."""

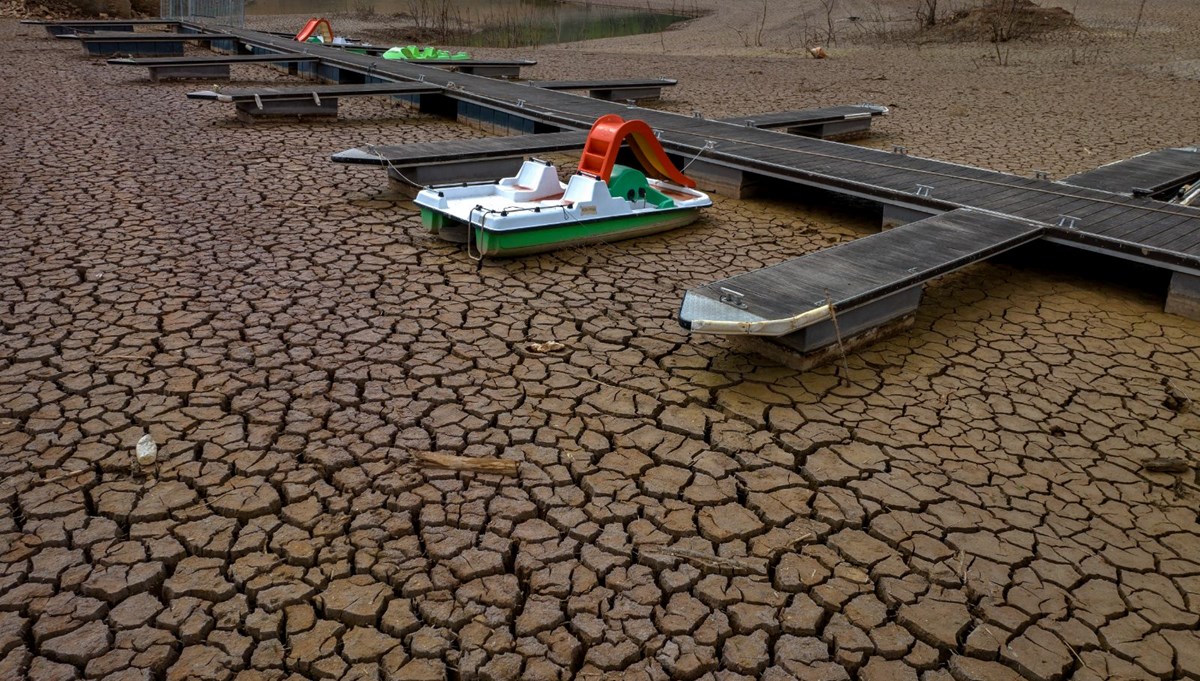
[{"left": 1143, "top": 457, "right": 1190, "bottom": 473}]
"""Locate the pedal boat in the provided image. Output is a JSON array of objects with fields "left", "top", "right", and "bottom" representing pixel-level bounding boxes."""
[{"left": 412, "top": 114, "right": 712, "bottom": 257}]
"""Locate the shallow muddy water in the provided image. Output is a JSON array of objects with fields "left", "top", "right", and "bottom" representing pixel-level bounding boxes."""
[{"left": 246, "top": 0, "right": 692, "bottom": 47}]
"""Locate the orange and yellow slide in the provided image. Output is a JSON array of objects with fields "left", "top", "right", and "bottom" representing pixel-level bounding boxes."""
[
  {"left": 295, "top": 18, "right": 333, "bottom": 43},
  {"left": 577, "top": 114, "right": 697, "bottom": 188}
]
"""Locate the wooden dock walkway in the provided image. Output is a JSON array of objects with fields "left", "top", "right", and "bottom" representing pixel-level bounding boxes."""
[
  {"left": 172, "top": 25, "right": 1200, "bottom": 339},
  {"left": 718, "top": 105, "right": 887, "bottom": 138},
  {"left": 526, "top": 78, "right": 677, "bottom": 101},
  {"left": 332, "top": 131, "right": 588, "bottom": 189},
  {"left": 1062, "top": 146, "right": 1200, "bottom": 199},
  {"left": 187, "top": 82, "right": 443, "bottom": 121},
  {"left": 72, "top": 31, "right": 236, "bottom": 57},
  {"left": 330, "top": 105, "right": 887, "bottom": 189},
  {"left": 678, "top": 209, "right": 1045, "bottom": 346},
  {"left": 23, "top": 18, "right": 180, "bottom": 36},
  {"left": 109, "top": 54, "right": 322, "bottom": 81}
]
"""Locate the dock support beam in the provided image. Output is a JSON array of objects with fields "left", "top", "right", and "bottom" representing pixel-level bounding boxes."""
[
  {"left": 149, "top": 64, "right": 231, "bottom": 82},
  {"left": 741, "top": 314, "right": 918, "bottom": 372},
  {"left": 588, "top": 87, "right": 664, "bottom": 101},
  {"left": 794, "top": 117, "right": 874, "bottom": 139},
  {"left": 235, "top": 98, "right": 339, "bottom": 123},
  {"left": 882, "top": 204, "right": 938, "bottom": 230},
  {"left": 1165, "top": 272, "right": 1200, "bottom": 320},
  {"left": 683, "top": 160, "right": 764, "bottom": 199},
  {"left": 742, "top": 287, "right": 924, "bottom": 370},
  {"left": 774, "top": 287, "right": 924, "bottom": 354}
]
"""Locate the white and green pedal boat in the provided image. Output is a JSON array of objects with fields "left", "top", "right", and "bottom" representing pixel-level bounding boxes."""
[{"left": 413, "top": 114, "right": 712, "bottom": 257}]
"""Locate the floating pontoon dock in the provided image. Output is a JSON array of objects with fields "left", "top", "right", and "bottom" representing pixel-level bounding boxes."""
[
  {"left": 109, "top": 54, "right": 322, "bottom": 81},
  {"left": 22, "top": 18, "right": 182, "bottom": 36},
  {"left": 1061, "top": 147, "right": 1200, "bottom": 199},
  {"left": 72, "top": 31, "right": 236, "bottom": 57},
  {"left": 679, "top": 209, "right": 1046, "bottom": 350},
  {"left": 187, "top": 82, "right": 443, "bottom": 121},
  {"left": 54, "top": 21, "right": 1200, "bottom": 355},
  {"left": 332, "top": 105, "right": 888, "bottom": 191},
  {"left": 219, "top": 25, "right": 1200, "bottom": 336}
]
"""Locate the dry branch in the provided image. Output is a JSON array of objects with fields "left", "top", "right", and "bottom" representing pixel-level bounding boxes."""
[{"left": 414, "top": 451, "right": 519, "bottom": 476}]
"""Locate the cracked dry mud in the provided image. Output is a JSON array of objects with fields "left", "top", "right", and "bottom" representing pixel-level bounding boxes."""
[{"left": 3, "top": 11, "right": 1200, "bottom": 681}]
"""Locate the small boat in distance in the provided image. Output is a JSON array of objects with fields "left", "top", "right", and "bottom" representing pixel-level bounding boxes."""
[{"left": 412, "top": 114, "right": 712, "bottom": 258}]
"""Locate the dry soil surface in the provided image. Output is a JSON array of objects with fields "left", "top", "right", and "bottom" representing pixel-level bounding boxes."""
[{"left": 2, "top": 1, "right": 1200, "bottom": 680}]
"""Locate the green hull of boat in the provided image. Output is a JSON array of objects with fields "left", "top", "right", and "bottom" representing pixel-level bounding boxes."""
[{"left": 420, "top": 207, "right": 700, "bottom": 256}]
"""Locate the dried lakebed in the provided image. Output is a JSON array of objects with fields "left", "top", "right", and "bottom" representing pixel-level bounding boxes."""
[{"left": 2, "top": 18, "right": 1200, "bottom": 681}]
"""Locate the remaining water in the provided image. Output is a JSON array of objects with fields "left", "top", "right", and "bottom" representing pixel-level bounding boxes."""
[{"left": 246, "top": 0, "right": 693, "bottom": 47}]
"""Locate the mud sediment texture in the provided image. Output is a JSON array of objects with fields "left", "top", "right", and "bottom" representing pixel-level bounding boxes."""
[{"left": 3, "top": 6, "right": 1200, "bottom": 681}]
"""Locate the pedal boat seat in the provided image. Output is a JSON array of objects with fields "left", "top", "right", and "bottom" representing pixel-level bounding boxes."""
[{"left": 495, "top": 160, "right": 564, "bottom": 202}]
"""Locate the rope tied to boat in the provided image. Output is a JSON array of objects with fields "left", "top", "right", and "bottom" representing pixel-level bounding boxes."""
[
  {"left": 368, "top": 145, "right": 424, "bottom": 189},
  {"left": 682, "top": 140, "right": 716, "bottom": 173}
]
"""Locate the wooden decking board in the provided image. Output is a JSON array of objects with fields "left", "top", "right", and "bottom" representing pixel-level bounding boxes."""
[
  {"left": 1072, "top": 195, "right": 1167, "bottom": 225},
  {"left": 1064, "top": 203, "right": 1157, "bottom": 235},
  {"left": 905, "top": 177, "right": 995, "bottom": 201},
  {"left": 952, "top": 186, "right": 1052, "bottom": 212},
  {"left": 1087, "top": 210, "right": 1190, "bottom": 241},
  {"left": 932, "top": 184, "right": 1000, "bottom": 208},
  {"left": 950, "top": 185, "right": 1047, "bottom": 211},
  {"left": 1005, "top": 195, "right": 1113, "bottom": 224},
  {"left": 1128, "top": 213, "right": 1200, "bottom": 247},
  {"left": 995, "top": 193, "right": 1094, "bottom": 221},
  {"left": 1159, "top": 223, "right": 1200, "bottom": 253},
  {"left": 1088, "top": 203, "right": 1193, "bottom": 237},
  {"left": 1062, "top": 148, "right": 1200, "bottom": 196},
  {"left": 1145, "top": 220, "right": 1200, "bottom": 253},
  {"left": 1031, "top": 194, "right": 1138, "bottom": 225}
]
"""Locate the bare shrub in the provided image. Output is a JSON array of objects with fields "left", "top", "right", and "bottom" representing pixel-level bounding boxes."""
[
  {"left": 1131, "top": 0, "right": 1148, "bottom": 37},
  {"left": 916, "top": 0, "right": 939, "bottom": 27},
  {"left": 912, "top": 0, "right": 1075, "bottom": 43}
]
